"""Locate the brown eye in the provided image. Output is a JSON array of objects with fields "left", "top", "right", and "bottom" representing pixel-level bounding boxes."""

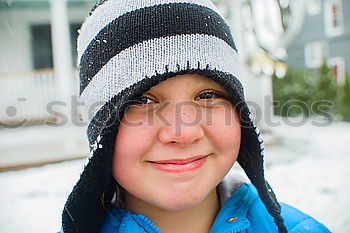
[
  {"left": 137, "top": 95, "right": 157, "bottom": 105},
  {"left": 196, "top": 91, "right": 223, "bottom": 100}
]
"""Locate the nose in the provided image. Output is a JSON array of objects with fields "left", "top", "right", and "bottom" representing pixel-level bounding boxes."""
[{"left": 158, "top": 101, "right": 205, "bottom": 145}]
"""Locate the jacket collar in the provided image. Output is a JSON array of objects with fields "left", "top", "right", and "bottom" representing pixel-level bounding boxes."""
[{"left": 210, "top": 182, "right": 258, "bottom": 233}]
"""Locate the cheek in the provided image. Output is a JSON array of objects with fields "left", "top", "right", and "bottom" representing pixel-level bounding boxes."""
[
  {"left": 205, "top": 106, "right": 241, "bottom": 157},
  {"left": 112, "top": 116, "right": 154, "bottom": 182},
  {"left": 114, "top": 114, "right": 155, "bottom": 157}
]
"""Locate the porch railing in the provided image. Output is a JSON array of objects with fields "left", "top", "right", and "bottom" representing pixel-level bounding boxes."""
[{"left": 0, "top": 69, "right": 79, "bottom": 128}]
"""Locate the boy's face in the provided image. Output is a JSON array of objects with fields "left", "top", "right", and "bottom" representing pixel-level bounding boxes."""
[{"left": 112, "top": 73, "right": 241, "bottom": 211}]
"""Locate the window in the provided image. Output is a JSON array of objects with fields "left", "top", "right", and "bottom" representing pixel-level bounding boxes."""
[
  {"left": 328, "top": 57, "right": 345, "bottom": 84},
  {"left": 307, "top": 0, "right": 322, "bottom": 15},
  {"left": 324, "top": 0, "right": 344, "bottom": 36},
  {"left": 30, "top": 23, "right": 81, "bottom": 70},
  {"left": 304, "top": 41, "right": 328, "bottom": 68},
  {"left": 31, "top": 25, "right": 53, "bottom": 69}
]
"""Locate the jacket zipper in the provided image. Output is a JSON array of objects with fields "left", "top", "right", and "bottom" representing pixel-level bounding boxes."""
[{"left": 228, "top": 226, "right": 247, "bottom": 233}]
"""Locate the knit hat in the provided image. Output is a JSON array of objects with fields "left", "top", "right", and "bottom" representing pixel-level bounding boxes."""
[{"left": 62, "top": 0, "right": 287, "bottom": 232}]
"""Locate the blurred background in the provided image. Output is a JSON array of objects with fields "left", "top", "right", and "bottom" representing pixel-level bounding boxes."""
[{"left": 0, "top": 0, "right": 349, "bottom": 232}]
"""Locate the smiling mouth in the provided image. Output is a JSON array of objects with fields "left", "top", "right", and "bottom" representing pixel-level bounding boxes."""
[{"left": 147, "top": 155, "right": 209, "bottom": 173}]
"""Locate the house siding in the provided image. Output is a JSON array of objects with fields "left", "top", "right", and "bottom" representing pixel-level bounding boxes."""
[
  {"left": 343, "top": 0, "right": 350, "bottom": 33},
  {"left": 286, "top": 0, "right": 350, "bottom": 78}
]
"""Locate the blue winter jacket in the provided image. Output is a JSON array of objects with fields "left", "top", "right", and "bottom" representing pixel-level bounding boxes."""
[{"left": 98, "top": 183, "right": 330, "bottom": 233}]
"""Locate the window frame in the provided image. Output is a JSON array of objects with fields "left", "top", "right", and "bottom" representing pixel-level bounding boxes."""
[
  {"left": 304, "top": 40, "right": 329, "bottom": 68},
  {"left": 324, "top": 0, "right": 344, "bottom": 37},
  {"left": 328, "top": 57, "right": 346, "bottom": 85}
]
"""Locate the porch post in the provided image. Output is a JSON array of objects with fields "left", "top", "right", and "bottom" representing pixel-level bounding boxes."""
[{"left": 49, "top": 0, "right": 73, "bottom": 126}]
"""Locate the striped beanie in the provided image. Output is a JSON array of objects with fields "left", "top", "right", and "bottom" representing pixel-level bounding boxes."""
[{"left": 62, "top": 0, "right": 287, "bottom": 232}]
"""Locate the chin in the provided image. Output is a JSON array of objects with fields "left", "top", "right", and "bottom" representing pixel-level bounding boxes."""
[{"left": 155, "top": 194, "right": 205, "bottom": 211}]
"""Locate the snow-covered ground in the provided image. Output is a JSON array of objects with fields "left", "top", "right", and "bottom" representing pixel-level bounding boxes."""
[
  {"left": 0, "top": 117, "right": 349, "bottom": 232},
  {"left": 264, "top": 117, "right": 350, "bottom": 232}
]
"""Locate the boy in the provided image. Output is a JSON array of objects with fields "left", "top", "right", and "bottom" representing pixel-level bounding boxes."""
[{"left": 61, "top": 0, "right": 330, "bottom": 232}]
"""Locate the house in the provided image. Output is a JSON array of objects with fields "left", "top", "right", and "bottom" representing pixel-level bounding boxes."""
[
  {"left": 0, "top": 0, "right": 95, "bottom": 170},
  {"left": 0, "top": 0, "right": 95, "bottom": 125},
  {"left": 286, "top": 0, "right": 350, "bottom": 84}
]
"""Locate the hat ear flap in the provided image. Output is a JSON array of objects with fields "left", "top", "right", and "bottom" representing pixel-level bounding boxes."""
[
  {"left": 62, "top": 119, "right": 118, "bottom": 233},
  {"left": 237, "top": 116, "right": 287, "bottom": 233}
]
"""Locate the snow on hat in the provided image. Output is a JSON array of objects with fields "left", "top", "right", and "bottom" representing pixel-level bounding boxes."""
[{"left": 62, "top": 0, "right": 287, "bottom": 232}]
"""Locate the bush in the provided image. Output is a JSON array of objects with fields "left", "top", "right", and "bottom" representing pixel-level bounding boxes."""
[
  {"left": 311, "top": 61, "right": 337, "bottom": 118},
  {"left": 272, "top": 61, "right": 349, "bottom": 121},
  {"left": 272, "top": 68, "right": 314, "bottom": 117},
  {"left": 338, "top": 73, "right": 350, "bottom": 121}
]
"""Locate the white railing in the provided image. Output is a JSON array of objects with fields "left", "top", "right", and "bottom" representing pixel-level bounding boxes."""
[{"left": 0, "top": 69, "right": 79, "bottom": 127}]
